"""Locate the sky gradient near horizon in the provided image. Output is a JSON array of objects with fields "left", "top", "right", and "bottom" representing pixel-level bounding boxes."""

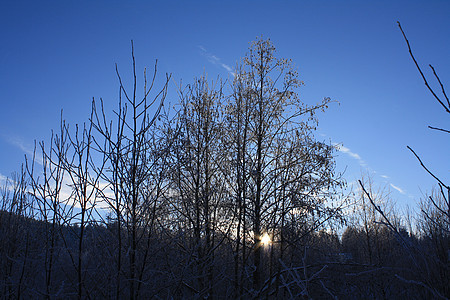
[{"left": 1, "top": 0, "right": 449, "bottom": 213}]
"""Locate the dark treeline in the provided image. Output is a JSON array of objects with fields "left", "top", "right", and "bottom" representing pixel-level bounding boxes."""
[{"left": 0, "top": 37, "right": 449, "bottom": 299}]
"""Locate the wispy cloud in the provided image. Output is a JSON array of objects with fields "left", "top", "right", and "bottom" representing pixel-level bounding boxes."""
[
  {"left": 0, "top": 173, "right": 8, "bottom": 185},
  {"left": 339, "top": 145, "right": 361, "bottom": 160},
  {"left": 58, "top": 178, "right": 112, "bottom": 212},
  {"left": 8, "top": 136, "right": 34, "bottom": 156},
  {"left": 390, "top": 183, "right": 406, "bottom": 195},
  {"left": 332, "top": 142, "right": 409, "bottom": 198},
  {"left": 379, "top": 174, "right": 407, "bottom": 195},
  {"left": 198, "top": 45, "right": 235, "bottom": 77},
  {"left": 3, "top": 135, "right": 42, "bottom": 165},
  {"left": 0, "top": 172, "right": 19, "bottom": 192},
  {"left": 334, "top": 144, "right": 366, "bottom": 167}
]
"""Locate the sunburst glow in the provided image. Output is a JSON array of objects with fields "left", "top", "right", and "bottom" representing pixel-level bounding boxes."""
[{"left": 261, "top": 233, "right": 271, "bottom": 246}]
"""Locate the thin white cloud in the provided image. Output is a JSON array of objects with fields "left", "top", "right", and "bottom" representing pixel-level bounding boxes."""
[
  {"left": 332, "top": 142, "right": 409, "bottom": 199},
  {"left": 339, "top": 145, "right": 361, "bottom": 160},
  {"left": 0, "top": 173, "right": 8, "bottom": 186},
  {"left": 4, "top": 135, "right": 43, "bottom": 165},
  {"left": 198, "top": 45, "right": 235, "bottom": 77},
  {"left": 0, "top": 172, "right": 20, "bottom": 192},
  {"left": 379, "top": 174, "right": 407, "bottom": 196},
  {"left": 30, "top": 175, "right": 112, "bottom": 215},
  {"left": 390, "top": 183, "right": 406, "bottom": 195},
  {"left": 334, "top": 143, "right": 366, "bottom": 167},
  {"left": 8, "top": 136, "right": 34, "bottom": 156},
  {"left": 221, "top": 63, "right": 233, "bottom": 73}
]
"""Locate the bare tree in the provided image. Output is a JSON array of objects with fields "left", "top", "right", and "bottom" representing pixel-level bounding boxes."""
[
  {"left": 26, "top": 118, "right": 71, "bottom": 299},
  {"left": 91, "top": 41, "right": 171, "bottom": 299},
  {"left": 56, "top": 110, "right": 106, "bottom": 299},
  {"left": 0, "top": 167, "right": 34, "bottom": 298}
]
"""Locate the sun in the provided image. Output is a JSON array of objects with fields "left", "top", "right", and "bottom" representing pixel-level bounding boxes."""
[{"left": 261, "top": 233, "right": 271, "bottom": 246}]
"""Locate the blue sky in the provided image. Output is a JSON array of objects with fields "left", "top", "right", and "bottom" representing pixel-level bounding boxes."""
[{"left": 1, "top": 0, "right": 449, "bottom": 213}]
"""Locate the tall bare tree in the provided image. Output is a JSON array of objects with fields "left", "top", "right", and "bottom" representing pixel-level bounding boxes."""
[
  {"left": 56, "top": 110, "right": 106, "bottom": 299},
  {"left": 0, "top": 167, "right": 34, "bottom": 298},
  {"left": 92, "top": 41, "right": 170, "bottom": 299},
  {"left": 26, "top": 118, "right": 70, "bottom": 299}
]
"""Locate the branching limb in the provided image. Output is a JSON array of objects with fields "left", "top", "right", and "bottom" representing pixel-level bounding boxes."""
[
  {"left": 429, "top": 64, "right": 450, "bottom": 108},
  {"left": 397, "top": 21, "right": 450, "bottom": 113}
]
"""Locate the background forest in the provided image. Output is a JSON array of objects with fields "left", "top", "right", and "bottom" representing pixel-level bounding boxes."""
[{"left": 1, "top": 30, "right": 449, "bottom": 299}]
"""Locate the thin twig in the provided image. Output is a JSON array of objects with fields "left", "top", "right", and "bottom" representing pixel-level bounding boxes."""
[
  {"left": 395, "top": 275, "right": 448, "bottom": 300},
  {"left": 429, "top": 64, "right": 450, "bottom": 108},
  {"left": 407, "top": 146, "right": 449, "bottom": 190},
  {"left": 428, "top": 125, "right": 450, "bottom": 134}
]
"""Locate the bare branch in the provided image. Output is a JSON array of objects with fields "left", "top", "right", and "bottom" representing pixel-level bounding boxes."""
[
  {"left": 428, "top": 125, "right": 450, "bottom": 134},
  {"left": 397, "top": 21, "right": 450, "bottom": 113},
  {"left": 429, "top": 64, "right": 450, "bottom": 108},
  {"left": 407, "top": 146, "right": 449, "bottom": 190}
]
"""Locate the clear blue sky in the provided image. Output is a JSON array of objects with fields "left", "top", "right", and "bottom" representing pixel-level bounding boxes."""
[{"left": 1, "top": 0, "right": 449, "bottom": 213}]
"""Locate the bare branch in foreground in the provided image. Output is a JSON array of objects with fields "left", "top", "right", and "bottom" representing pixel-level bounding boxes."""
[
  {"left": 406, "top": 146, "right": 449, "bottom": 190},
  {"left": 428, "top": 125, "right": 450, "bottom": 134},
  {"left": 397, "top": 21, "right": 450, "bottom": 113}
]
